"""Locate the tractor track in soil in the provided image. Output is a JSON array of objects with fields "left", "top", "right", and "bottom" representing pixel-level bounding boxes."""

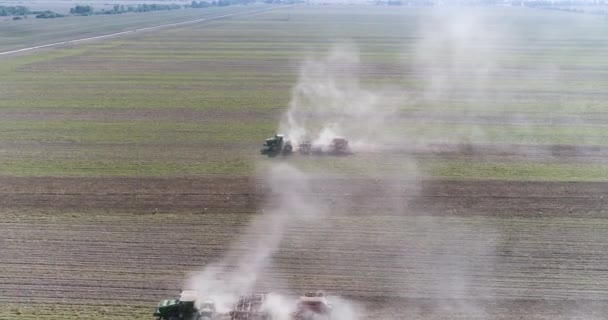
[
  {"left": 2, "top": 73, "right": 608, "bottom": 313},
  {"left": 1, "top": 176, "right": 607, "bottom": 318},
  {"left": 0, "top": 177, "right": 608, "bottom": 314},
  {"left": 1, "top": 177, "right": 606, "bottom": 217}
]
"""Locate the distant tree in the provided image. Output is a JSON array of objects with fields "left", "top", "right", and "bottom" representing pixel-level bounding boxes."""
[
  {"left": 190, "top": 1, "right": 211, "bottom": 8},
  {"left": 0, "top": 5, "right": 30, "bottom": 16},
  {"left": 16, "top": 6, "right": 28, "bottom": 15},
  {"left": 191, "top": 1, "right": 211, "bottom": 7},
  {"left": 36, "top": 10, "right": 65, "bottom": 18},
  {"left": 69, "top": 5, "right": 93, "bottom": 15}
]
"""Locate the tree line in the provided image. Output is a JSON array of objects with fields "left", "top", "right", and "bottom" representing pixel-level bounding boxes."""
[
  {"left": 1, "top": 5, "right": 68, "bottom": 18},
  {"left": 6, "top": 0, "right": 257, "bottom": 20},
  {"left": 70, "top": 3, "right": 183, "bottom": 15},
  {"left": 0, "top": 5, "right": 29, "bottom": 16}
]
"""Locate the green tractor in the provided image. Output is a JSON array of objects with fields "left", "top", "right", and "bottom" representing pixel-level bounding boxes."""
[
  {"left": 260, "top": 134, "right": 293, "bottom": 157},
  {"left": 154, "top": 291, "right": 215, "bottom": 320}
]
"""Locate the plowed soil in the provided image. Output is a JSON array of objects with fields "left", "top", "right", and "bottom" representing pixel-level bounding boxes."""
[
  {"left": 1, "top": 176, "right": 607, "bottom": 319},
  {"left": 1, "top": 177, "right": 607, "bottom": 217},
  {"left": 2, "top": 5, "right": 608, "bottom": 320}
]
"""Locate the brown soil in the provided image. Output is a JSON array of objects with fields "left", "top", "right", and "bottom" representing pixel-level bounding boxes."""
[
  {"left": 2, "top": 176, "right": 608, "bottom": 319},
  {"left": 1, "top": 177, "right": 605, "bottom": 217}
]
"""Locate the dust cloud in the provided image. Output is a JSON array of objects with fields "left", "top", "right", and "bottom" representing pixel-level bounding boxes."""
[
  {"left": 279, "top": 43, "right": 407, "bottom": 152},
  {"left": 187, "top": 163, "right": 329, "bottom": 313},
  {"left": 185, "top": 7, "right": 559, "bottom": 320},
  {"left": 410, "top": 7, "right": 585, "bottom": 156},
  {"left": 186, "top": 44, "right": 401, "bottom": 318}
]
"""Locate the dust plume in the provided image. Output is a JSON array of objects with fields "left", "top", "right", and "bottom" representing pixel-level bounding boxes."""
[
  {"left": 413, "top": 8, "right": 505, "bottom": 102},
  {"left": 184, "top": 6, "right": 603, "bottom": 320},
  {"left": 279, "top": 43, "right": 406, "bottom": 152},
  {"left": 186, "top": 44, "right": 400, "bottom": 318},
  {"left": 261, "top": 294, "right": 363, "bottom": 320},
  {"left": 388, "top": 6, "right": 595, "bottom": 319},
  {"left": 186, "top": 163, "right": 327, "bottom": 312},
  {"left": 410, "top": 7, "right": 582, "bottom": 155}
]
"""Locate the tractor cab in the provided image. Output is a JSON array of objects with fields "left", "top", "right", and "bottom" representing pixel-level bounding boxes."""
[
  {"left": 154, "top": 290, "right": 209, "bottom": 320},
  {"left": 154, "top": 299, "right": 181, "bottom": 319},
  {"left": 261, "top": 134, "right": 293, "bottom": 157},
  {"left": 265, "top": 134, "right": 284, "bottom": 147}
]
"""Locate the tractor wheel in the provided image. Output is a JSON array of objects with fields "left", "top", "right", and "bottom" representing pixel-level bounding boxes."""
[{"left": 282, "top": 144, "right": 293, "bottom": 155}]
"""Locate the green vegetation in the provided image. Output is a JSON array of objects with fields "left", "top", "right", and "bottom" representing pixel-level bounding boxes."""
[
  {"left": 0, "top": 6, "right": 265, "bottom": 52},
  {"left": 0, "top": 5, "right": 28, "bottom": 16},
  {"left": 69, "top": 5, "right": 94, "bottom": 15},
  {"left": 35, "top": 10, "right": 66, "bottom": 18},
  {"left": 72, "top": 3, "right": 184, "bottom": 16},
  {"left": 387, "top": 123, "right": 608, "bottom": 146},
  {"left": 424, "top": 160, "right": 608, "bottom": 181},
  {"left": 0, "top": 158, "right": 254, "bottom": 176},
  {"left": 3, "top": 7, "right": 608, "bottom": 320},
  {"left": 0, "top": 304, "right": 150, "bottom": 320},
  {"left": 2, "top": 0, "right": 258, "bottom": 21},
  {"left": 1, "top": 7, "right": 607, "bottom": 181},
  {"left": 190, "top": 1, "right": 212, "bottom": 8}
]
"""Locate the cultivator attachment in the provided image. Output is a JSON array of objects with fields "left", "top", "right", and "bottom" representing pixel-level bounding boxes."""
[
  {"left": 156, "top": 291, "right": 332, "bottom": 320},
  {"left": 230, "top": 293, "right": 270, "bottom": 320},
  {"left": 298, "top": 137, "right": 351, "bottom": 156}
]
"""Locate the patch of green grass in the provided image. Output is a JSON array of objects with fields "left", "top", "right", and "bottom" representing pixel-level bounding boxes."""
[
  {"left": 0, "top": 158, "right": 254, "bottom": 176},
  {"left": 389, "top": 123, "right": 608, "bottom": 145},
  {"left": 399, "top": 101, "right": 608, "bottom": 114},
  {"left": 272, "top": 155, "right": 418, "bottom": 176},
  {"left": 424, "top": 160, "right": 608, "bottom": 181},
  {"left": 0, "top": 304, "right": 150, "bottom": 320},
  {"left": 1, "top": 6, "right": 608, "bottom": 181},
  {"left": 0, "top": 120, "right": 274, "bottom": 144},
  {"left": 0, "top": 6, "right": 269, "bottom": 52}
]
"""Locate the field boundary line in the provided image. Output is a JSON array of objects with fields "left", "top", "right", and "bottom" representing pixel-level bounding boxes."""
[{"left": 0, "top": 7, "right": 278, "bottom": 56}]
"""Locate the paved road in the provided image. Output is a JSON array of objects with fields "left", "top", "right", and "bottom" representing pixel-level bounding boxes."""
[{"left": 0, "top": 7, "right": 275, "bottom": 56}]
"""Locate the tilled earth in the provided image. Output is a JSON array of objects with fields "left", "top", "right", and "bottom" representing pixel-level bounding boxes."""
[
  {"left": 2, "top": 6, "right": 608, "bottom": 319},
  {"left": 1, "top": 176, "right": 607, "bottom": 319},
  {"left": 1, "top": 176, "right": 607, "bottom": 217}
]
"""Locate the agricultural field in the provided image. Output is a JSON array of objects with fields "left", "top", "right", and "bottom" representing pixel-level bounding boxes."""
[
  {"left": 1, "top": 5, "right": 608, "bottom": 320},
  {"left": 0, "top": 5, "right": 267, "bottom": 52},
  {"left": 0, "top": 0, "right": 194, "bottom": 15}
]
